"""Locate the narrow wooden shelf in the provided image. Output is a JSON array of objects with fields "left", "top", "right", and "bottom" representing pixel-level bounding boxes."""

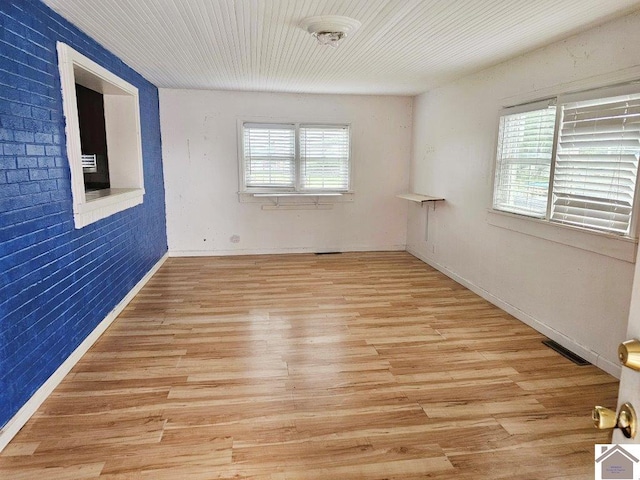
[{"left": 396, "top": 193, "right": 445, "bottom": 204}]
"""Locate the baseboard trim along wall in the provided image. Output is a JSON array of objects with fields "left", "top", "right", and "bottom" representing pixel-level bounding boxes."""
[
  {"left": 169, "top": 244, "right": 407, "bottom": 257},
  {"left": 406, "top": 247, "right": 622, "bottom": 379},
  {"left": 0, "top": 253, "right": 169, "bottom": 453}
]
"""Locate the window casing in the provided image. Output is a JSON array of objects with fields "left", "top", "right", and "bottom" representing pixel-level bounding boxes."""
[
  {"left": 492, "top": 86, "right": 640, "bottom": 238},
  {"left": 240, "top": 122, "right": 351, "bottom": 193},
  {"left": 57, "top": 42, "right": 144, "bottom": 229}
]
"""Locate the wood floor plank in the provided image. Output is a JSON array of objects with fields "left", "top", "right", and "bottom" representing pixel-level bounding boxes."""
[{"left": 0, "top": 251, "right": 618, "bottom": 478}]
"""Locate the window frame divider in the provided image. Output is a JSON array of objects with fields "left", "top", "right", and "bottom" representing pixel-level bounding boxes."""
[
  {"left": 545, "top": 101, "right": 563, "bottom": 219},
  {"left": 294, "top": 124, "right": 301, "bottom": 192}
]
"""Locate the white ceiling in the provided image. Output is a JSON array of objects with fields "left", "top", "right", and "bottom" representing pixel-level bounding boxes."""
[{"left": 43, "top": 0, "right": 640, "bottom": 96}]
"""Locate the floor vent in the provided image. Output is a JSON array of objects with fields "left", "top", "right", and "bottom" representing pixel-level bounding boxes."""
[
  {"left": 315, "top": 252, "right": 342, "bottom": 255},
  {"left": 542, "top": 339, "right": 590, "bottom": 366}
]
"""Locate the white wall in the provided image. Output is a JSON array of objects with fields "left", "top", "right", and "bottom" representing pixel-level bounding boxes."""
[
  {"left": 407, "top": 11, "right": 640, "bottom": 376},
  {"left": 160, "top": 90, "right": 412, "bottom": 255}
]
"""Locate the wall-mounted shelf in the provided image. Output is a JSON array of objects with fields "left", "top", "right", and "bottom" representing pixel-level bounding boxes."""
[
  {"left": 397, "top": 193, "right": 445, "bottom": 243},
  {"left": 396, "top": 193, "right": 445, "bottom": 204}
]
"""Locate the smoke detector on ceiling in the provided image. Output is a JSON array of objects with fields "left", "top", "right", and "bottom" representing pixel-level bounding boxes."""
[{"left": 300, "top": 15, "right": 361, "bottom": 48}]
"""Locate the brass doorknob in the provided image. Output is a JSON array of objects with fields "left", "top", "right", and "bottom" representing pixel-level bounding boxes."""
[
  {"left": 593, "top": 406, "right": 617, "bottom": 429},
  {"left": 618, "top": 339, "right": 640, "bottom": 370},
  {"left": 592, "top": 403, "right": 637, "bottom": 439},
  {"left": 618, "top": 403, "right": 637, "bottom": 439}
]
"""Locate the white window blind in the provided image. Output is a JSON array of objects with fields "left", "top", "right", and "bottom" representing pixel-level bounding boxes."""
[
  {"left": 243, "top": 124, "right": 295, "bottom": 188},
  {"left": 81, "top": 154, "right": 97, "bottom": 173},
  {"left": 493, "top": 105, "right": 557, "bottom": 217},
  {"left": 300, "top": 125, "right": 350, "bottom": 191},
  {"left": 551, "top": 93, "right": 640, "bottom": 235}
]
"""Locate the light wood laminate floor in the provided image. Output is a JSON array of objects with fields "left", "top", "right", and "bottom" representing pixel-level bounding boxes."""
[{"left": 1, "top": 252, "right": 618, "bottom": 479}]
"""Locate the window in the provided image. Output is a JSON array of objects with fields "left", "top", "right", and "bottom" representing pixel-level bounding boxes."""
[
  {"left": 244, "top": 124, "right": 295, "bottom": 188},
  {"left": 493, "top": 88, "right": 640, "bottom": 237},
  {"left": 240, "top": 122, "right": 351, "bottom": 193},
  {"left": 493, "top": 102, "right": 556, "bottom": 217},
  {"left": 57, "top": 42, "right": 144, "bottom": 229}
]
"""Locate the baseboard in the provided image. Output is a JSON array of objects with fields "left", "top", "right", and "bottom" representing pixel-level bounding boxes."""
[
  {"left": 0, "top": 252, "right": 169, "bottom": 453},
  {"left": 406, "top": 247, "right": 621, "bottom": 379},
  {"left": 169, "top": 244, "right": 407, "bottom": 257}
]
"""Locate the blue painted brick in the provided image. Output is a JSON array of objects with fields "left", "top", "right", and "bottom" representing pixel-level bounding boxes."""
[
  {"left": 0, "top": 0, "right": 167, "bottom": 431},
  {"left": 38, "top": 179, "right": 57, "bottom": 192},
  {"left": 17, "top": 64, "right": 52, "bottom": 84},
  {"left": 0, "top": 196, "right": 23, "bottom": 211},
  {"left": 1, "top": 115, "right": 24, "bottom": 130},
  {"left": 44, "top": 145, "right": 60, "bottom": 156},
  {"left": 13, "top": 131, "right": 35, "bottom": 143},
  {"left": 34, "top": 132, "right": 53, "bottom": 144},
  {"left": 48, "top": 189, "right": 68, "bottom": 202},
  {"left": 25, "top": 144, "right": 44, "bottom": 156},
  {"left": 31, "top": 106, "right": 50, "bottom": 121},
  {"left": 26, "top": 55, "right": 48, "bottom": 73},
  {"left": 46, "top": 168, "right": 65, "bottom": 179},
  {"left": 16, "top": 156, "right": 38, "bottom": 169},
  {"left": 23, "top": 118, "right": 57, "bottom": 134},
  {"left": 28, "top": 168, "right": 48, "bottom": 180},
  {"left": 3, "top": 143, "right": 26, "bottom": 155},
  {"left": 0, "top": 59, "right": 22, "bottom": 77},
  {"left": 19, "top": 182, "right": 40, "bottom": 195},
  {"left": 0, "top": 129, "right": 13, "bottom": 141},
  {"left": 0, "top": 203, "right": 44, "bottom": 227},
  {"left": 0, "top": 85, "right": 21, "bottom": 103},
  {"left": 1, "top": 12, "right": 26, "bottom": 37},
  {"left": 24, "top": 25, "right": 50, "bottom": 49},
  {"left": 0, "top": 100, "right": 12, "bottom": 115},
  {"left": 17, "top": 90, "right": 56, "bottom": 110},
  {"left": 37, "top": 157, "right": 55, "bottom": 168},
  {"left": 6, "top": 169, "right": 29, "bottom": 183},
  {"left": 9, "top": 102, "right": 31, "bottom": 118},
  {"left": 0, "top": 183, "right": 20, "bottom": 197},
  {"left": 0, "top": 157, "right": 17, "bottom": 169},
  {"left": 30, "top": 191, "right": 50, "bottom": 206}
]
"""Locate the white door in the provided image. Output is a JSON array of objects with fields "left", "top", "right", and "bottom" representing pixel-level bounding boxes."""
[{"left": 613, "top": 249, "right": 640, "bottom": 444}]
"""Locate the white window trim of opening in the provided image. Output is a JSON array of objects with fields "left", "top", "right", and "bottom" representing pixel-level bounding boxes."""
[{"left": 57, "top": 42, "right": 145, "bottom": 229}]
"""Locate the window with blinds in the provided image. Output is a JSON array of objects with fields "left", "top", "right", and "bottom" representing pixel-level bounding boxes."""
[
  {"left": 492, "top": 87, "right": 640, "bottom": 238},
  {"left": 243, "top": 124, "right": 295, "bottom": 188},
  {"left": 493, "top": 106, "right": 556, "bottom": 216},
  {"left": 551, "top": 93, "right": 640, "bottom": 235},
  {"left": 241, "top": 122, "right": 351, "bottom": 193},
  {"left": 300, "top": 125, "right": 350, "bottom": 191}
]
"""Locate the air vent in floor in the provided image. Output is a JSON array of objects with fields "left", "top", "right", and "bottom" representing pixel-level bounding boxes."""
[{"left": 542, "top": 339, "right": 590, "bottom": 366}]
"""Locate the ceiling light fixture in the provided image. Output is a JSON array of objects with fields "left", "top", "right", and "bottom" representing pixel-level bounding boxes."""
[{"left": 300, "top": 15, "right": 361, "bottom": 48}]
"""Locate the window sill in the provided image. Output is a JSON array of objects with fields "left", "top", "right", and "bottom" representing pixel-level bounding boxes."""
[
  {"left": 487, "top": 209, "right": 638, "bottom": 263},
  {"left": 74, "top": 188, "right": 144, "bottom": 229}
]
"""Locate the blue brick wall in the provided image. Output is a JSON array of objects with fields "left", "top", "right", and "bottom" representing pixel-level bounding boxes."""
[{"left": 0, "top": 0, "right": 168, "bottom": 427}]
